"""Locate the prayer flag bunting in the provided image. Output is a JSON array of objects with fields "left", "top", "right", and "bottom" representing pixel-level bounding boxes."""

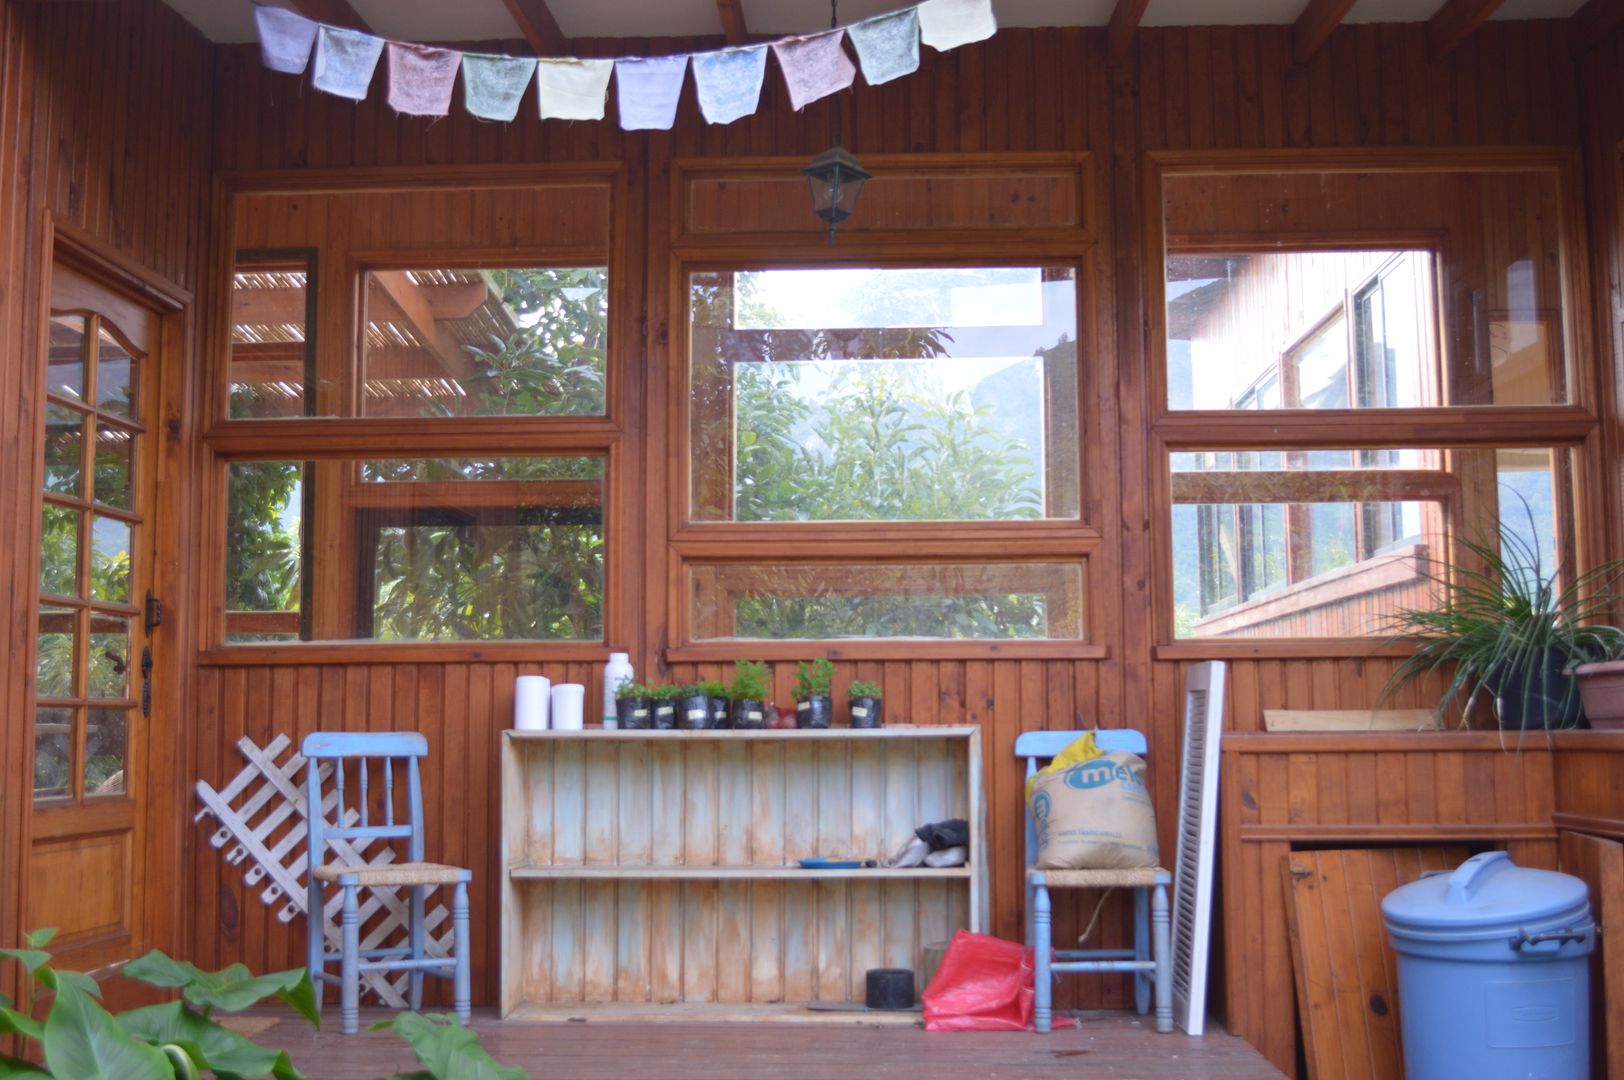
[
  {"left": 771, "top": 28, "right": 856, "bottom": 112},
  {"left": 254, "top": 4, "right": 319, "bottom": 75},
  {"left": 535, "top": 58, "right": 615, "bottom": 121},
  {"left": 847, "top": 7, "right": 920, "bottom": 86},
  {"left": 917, "top": 0, "right": 996, "bottom": 51},
  {"left": 386, "top": 41, "right": 462, "bottom": 116},
  {"left": 692, "top": 45, "right": 769, "bottom": 125},
  {"left": 312, "top": 24, "right": 385, "bottom": 100},
  {"left": 615, "top": 55, "right": 689, "bottom": 131},
  {"left": 461, "top": 53, "right": 538, "bottom": 122}
]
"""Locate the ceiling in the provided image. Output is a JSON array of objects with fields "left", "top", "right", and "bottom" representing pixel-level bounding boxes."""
[{"left": 162, "top": 0, "right": 1590, "bottom": 47}]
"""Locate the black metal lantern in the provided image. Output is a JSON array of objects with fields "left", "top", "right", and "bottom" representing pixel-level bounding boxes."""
[{"left": 803, "top": 144, "right": 870, "bottom": 242}]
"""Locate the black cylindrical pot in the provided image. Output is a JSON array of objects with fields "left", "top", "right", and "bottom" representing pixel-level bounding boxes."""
[
  {"left": 865, "top": 968, "right": 914, "bottom": 1010},
  {"left": 616, "top": 697, "right": 652, "bottom": 730},
  {"left": 1495, "top": 649, "right": 1585, "bottom": 730},
  {"left": 849, "top": 696, "right": 884, "bottom": 728},
  {"left": 796, "top": 694, "right": 833, "bottom": 729},
  {"left": 730, "top": 699, "right": 767, "bottom": 729},
  {"left": 652, "top": 701, "right": 677, "bottom": 730},
  {"left": 709, "top": 695, "right": 731, "bottom": 729},
  {"left": 678, "top": 694, "right": 713, "bottom": 730}
]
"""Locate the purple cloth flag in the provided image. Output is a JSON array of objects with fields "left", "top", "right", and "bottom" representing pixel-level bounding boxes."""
[
  {"left": 387, "top": 42, "right": 462, "bottom": 117},
  {"left": 535, "top": 57, "right": 614, "bottom": 121},
  {"left": 461, "top": 53, "right": 537, "bottom": 122},
  {"left": 917, "top": 0, "right": 997, "bottom": 51},
  {"left": 254, "top": 4, "right": 318, "bottom": 76},
  {"left": 847, "top": 7, "right": 920, "bottom": 86},
  {"left": 614, "top": 55, "right": 689, "bottom": 131},
  {"left": 312, "top": 25, "right": 385, "bottom": 101},
  {"left": 692, "top": 45, "right": 768, "bottom": 125},
  {"left": 771, "top": 29, "right": 856, "bottom": 112}
]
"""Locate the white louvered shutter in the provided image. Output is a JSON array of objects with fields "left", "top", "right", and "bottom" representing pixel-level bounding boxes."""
[{"left": 1171, "top": 660, "right": 1226, "bottom": 1036}]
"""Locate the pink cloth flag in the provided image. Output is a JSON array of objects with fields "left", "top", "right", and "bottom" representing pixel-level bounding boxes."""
[
  {"left": 535, "top": 57, "right": 614, "bottom": 121},
  {"left": 312, "top": 25, "right": 385, "bottom": 101},
  {"left": 614, "top": 55, "right": 689, "bottom": 131},
  {"left": 254, "top": 4, "right": 318, "bottom": 75},
  {"left": 917, "top": 0, "right": 997, "bottom": 51},
  {"left": 386, "top": 42, "right": 462, "bottom": 117},
  {"left": 771, "top": 28, "right": 856, "bottom": 112}
]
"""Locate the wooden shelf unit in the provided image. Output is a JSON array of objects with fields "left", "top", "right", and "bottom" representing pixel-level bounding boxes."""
[{"left": 499, "top": 726, "right": 987, "bottom": 1018}]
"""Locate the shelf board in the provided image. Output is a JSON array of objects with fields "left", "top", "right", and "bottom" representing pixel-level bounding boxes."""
[
  {"left": 502, "top": 1001, "right": 922, "bottom": 1025},
  {"left": 509, "top": 863, "right": 971, "bottom": 881},
  {"left": 504, "top": 725, "right": 978, "bottom": 741}
]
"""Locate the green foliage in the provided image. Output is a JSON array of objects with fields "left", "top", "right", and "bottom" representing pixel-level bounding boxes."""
[
  {"left": 455, "top": 268, "right": 608, "bottom": 419},
  {"left": 41, "top": 988, "right": 173, "bottom": 1080},
  {"left": 693, "top": 680, "right": 729, "bottom": 698},
  {"left": 794, "top": 659, "right": 834, "bottom": 699},
  {"left": 615, "top": 680, "right": 653, "bottom": 700},
  {"left": 729, "top": 661, "right": 770, "bottom": 702},
  {"left": 122, "top": 952, "right": 319, "bottom": 1026},
  {"left": 846, "top": 680, "right": 883, "bottom": 699},
  {"left": 371, "top": 1013, "right": 527, "bottom": 1080},
  {"left": 645, "top": 684, "right": 684, "bottom": 702}
]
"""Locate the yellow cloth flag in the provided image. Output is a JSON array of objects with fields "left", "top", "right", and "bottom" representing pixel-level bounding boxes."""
[{"left": 1024, "top": 731, "right": 1103, "bottom": 803}]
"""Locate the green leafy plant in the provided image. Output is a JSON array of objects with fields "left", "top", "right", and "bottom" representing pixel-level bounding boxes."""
[
  {"left": 847, "top": 680, "right": 883, "bottom": 699},
  {"left": 729, "top": 661, "right": 770, "bottom": 702},
  {"left": 645, "top": 684, "right": 684, "bottom": 702},
  {"left": 370, "top": 1013, "right": 526, "bottom": 1080},
  {"left": 693, "top": 679, "right": 729, "bottom": 698},
  {"left": 614, "top": 678, "right": 651, "bottom": 700},
  {"left": 793, "top": 659, "right": 835, "bottom": 700}
]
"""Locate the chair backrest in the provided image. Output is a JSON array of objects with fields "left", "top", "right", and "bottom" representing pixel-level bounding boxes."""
[
  {"left": 1014, "top": 729, "right": 1148, "bottom": 870},
  {"left": 302, "top": 732, "right": 428, "bottom": 872}
]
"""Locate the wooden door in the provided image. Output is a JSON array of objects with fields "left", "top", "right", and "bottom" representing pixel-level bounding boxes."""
[
  {"left": 1557, "top": 831, "right": 1624, "bottom": 1080},
  {"left": 26, "top": 261, "right": 161, "bottom": 974}
]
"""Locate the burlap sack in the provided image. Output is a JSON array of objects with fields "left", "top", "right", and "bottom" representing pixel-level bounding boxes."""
[{"left": 1027, "top": 750, "right": 1160, "bottom": 870}]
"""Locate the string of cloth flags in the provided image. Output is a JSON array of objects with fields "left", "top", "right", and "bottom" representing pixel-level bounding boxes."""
[{"left": 253, "top": 0, "right": 996, "bottom": 129}]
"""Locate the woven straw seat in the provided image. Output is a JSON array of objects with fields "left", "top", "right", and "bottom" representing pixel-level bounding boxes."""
[
  {"left": 313, "top": 861, "right": 470, "bottom": 886},
  {"left": 1028, "top": 867, "right": 1170, "bottom": 888}
]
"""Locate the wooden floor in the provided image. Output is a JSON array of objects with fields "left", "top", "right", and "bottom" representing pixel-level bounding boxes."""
[{"left": 246, "top": 1009, "right": 1285, "bottom": 1079}]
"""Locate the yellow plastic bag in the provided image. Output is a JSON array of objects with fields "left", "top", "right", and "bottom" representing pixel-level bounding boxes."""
[{"left": 1023, "top": 731, "right": 1103, "bottom": 804}]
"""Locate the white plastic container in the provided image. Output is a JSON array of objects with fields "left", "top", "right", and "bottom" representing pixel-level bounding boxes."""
[
  {"left": 550, "top": 683, "right": 586, "bottom": 731},
  {"left": 602, "top": 652, "right": 633, "bottom": 730},
  {"left": 513, "top": 675, "right": 550, "bottom": 731}
]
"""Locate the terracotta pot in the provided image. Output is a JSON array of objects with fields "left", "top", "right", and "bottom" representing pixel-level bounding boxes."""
[{"left": 1573, "top": 660, "right": 1624, "bottom": 730}]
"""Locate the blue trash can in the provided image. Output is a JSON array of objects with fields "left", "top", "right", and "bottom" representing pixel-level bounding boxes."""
[{"left": 1382, "top": 851, "right": 1594, "bottom": 1080}]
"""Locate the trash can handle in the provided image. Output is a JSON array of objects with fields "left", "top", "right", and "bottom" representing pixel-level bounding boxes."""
[
  {"left": 1513, "top": 927, "right": 1588, "bottom": 950},
  {"left": 1446, "top": 851, "right": 1509, "bottom": 905}
]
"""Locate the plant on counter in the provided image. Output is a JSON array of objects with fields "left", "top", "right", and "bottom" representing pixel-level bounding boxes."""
[
  {"left": 613, "top": 677, "right": 655, "bottom": 730},
  {"left": 694, "top": 679, "right": 732, "bottom": 728},
  {"left": 793, "top": 658, "right": 836, "bottom": 729},
  {"left": 728, "top": 661, "right": 772, "bottom": 729},
  {"left": 675, "top": 684, "right": 715, "bottom": 730},
  {"left": 847, "top": 680, "right": 885, "bottom": 729},
  {"left": 646, "top": 683, "right": 683, "bottom": 729}
]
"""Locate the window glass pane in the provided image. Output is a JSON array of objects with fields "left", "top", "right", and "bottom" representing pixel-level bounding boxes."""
[
  {"left": 90, "top": 516, "right": 131, "bottom": 603},
  {"left": 230, "top": 256, "right": 313, "bottom": 419},
  {"left": 689, "top": 562, "right": 1084, "bottom": 641},
  {"left": 359, "top": 267, "right": 607, "bottom": 419},
  {"left": 89, "top": 615, "right": 131, "bottom": 699},
  {"left": 40, "top": 504, "right": 80, "bottom": 598},
  {"left": 36, "top": 607, "right": 76, "bottom": 699},
  {"left": 48, "top": 315, "right": 86, "bottom": 402},
  {"left": 33, "top": 707, "right": 72, "bottom": 800},
  {"left": 689, "top": 267, "right": 1081, "bottom": 522},
  {"left": 1287, "top": 315, "right": 1348, "bottom": 409},
  {"left": 96, "top": 325, "right": 140, "bottom": 420},
  {"left": 84, "top": 708, "right": 126, "bottom": 797},
  {"left": 94, "top": 423, "right": 134, "bottom": 511},
  {"left": 226, "top": 456, "right": 605, "bottom": 643},
  {"left": 43, "top": 403, "right": 85, "bottom": 497}
]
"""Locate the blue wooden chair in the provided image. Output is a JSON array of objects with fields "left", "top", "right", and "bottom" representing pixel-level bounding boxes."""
[
  {"left": 1017, "top": 728, "right": 1172, "bottom": 1034},
  {"left": 302, "top": 732, "right": 472, "bottom": 1034}
]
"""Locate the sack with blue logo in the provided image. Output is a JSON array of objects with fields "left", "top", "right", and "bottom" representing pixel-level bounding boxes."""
[{"left": 1027, "top": 736, "right": 1159, "bottom": 870}]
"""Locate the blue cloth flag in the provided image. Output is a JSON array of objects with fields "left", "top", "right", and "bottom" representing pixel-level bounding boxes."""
[
  {"left": 254, "top": 4, "right": 318, "bottom": 76},
  {"left": 614, "top": 55, "right": 689, "bottom": 131},
  {"left": 692, "top": 46, "right": 768, "bottom": 125},
  {"left": 312, "top": 24, "right": 385, "bottom": 100},
  {"left": 461, "top": 53, "right": 538, "bottom": 122},
  {"left": 847, "top": 8, "right": 920, "bottom": 86}
]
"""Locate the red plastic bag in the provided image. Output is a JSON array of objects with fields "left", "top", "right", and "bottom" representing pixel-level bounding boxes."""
[{"left": 922, "top": 929, "right": 1035, "bottom": 1032}]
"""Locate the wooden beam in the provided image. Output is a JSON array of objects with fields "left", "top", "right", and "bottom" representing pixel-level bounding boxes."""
[
  {"left": 1106, "top": 0, "right": 1150, "bottom": 64},
  {"left": 717, "top": 0, "right": 748, "bottom": 45},
  {"left": 500, "top": 0, "right": 571, "bottom": 56},
  {"left": 286, "top": 0, "right": 370, "bottom": 34},
  {"left": 368, "top": 272, "right": 474, "bottom": 380},
  {"left": 1426, "top": 0, "right": 1506, "bottom": 62},
  {"left": 1291, "top": 0, "right": 1359, "bottom": 65},
  {"left": 1570, "top": 0, "right": 1624, "bottom": 55}
]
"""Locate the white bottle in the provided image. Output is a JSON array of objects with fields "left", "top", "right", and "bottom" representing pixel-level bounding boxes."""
[{"left": 602, "top": 652, "right": 633, "bottom": 729}]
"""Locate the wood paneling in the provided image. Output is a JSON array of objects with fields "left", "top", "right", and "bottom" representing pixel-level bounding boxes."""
[{"left": 1556, "top": 829, "right": 1624, "bottom": 1079}]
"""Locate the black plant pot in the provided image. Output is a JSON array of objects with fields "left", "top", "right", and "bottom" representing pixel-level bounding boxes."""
[
  {"left": 730, "top": 699, "right": 768, "bottom": 729},
  {"left": 1493, "top": 649, "right": 1586, "bottom": 731},
  {"left": 709, "top": 695, "right": 731, "bottom": 729},
  {"left": 652, "top": 701, "right": 677, "bottom": 730},
  {"left": 678, "top": 694, "right": 713, "bottom": 730},
  {"left": 849, "top": 696, "right": 884, "bottom": 729},
  {"left": 796, "top": 694, "right": 833, "bottom": 728},
  {"left": 616, "top": 697, "right": 653, "bottom": 730}
]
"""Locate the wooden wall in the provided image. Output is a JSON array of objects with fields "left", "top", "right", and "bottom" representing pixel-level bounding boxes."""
[{"left": 0, "top": 0, "right": 213, "bottom": 987}]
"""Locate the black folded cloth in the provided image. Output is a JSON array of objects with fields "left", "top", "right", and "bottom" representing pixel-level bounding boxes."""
[{"left": 915, "top": 818, "right": 969, "bottom": 851}]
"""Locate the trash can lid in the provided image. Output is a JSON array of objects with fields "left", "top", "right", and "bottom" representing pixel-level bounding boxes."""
[{"left": 1382, "top": 852, "right": 1589, "bottom": 933}]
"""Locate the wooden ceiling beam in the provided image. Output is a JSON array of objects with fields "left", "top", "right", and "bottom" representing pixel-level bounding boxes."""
[
  {"left": 500, "top": 0, "right": 572, "bottom": 56},
  {"left": 1106, "top": 0, "right": 1150, "bottom": 64},
  {"left": 1291, "top": 0, "right": 1359, "bottom": 65},
  {"left": 1426, "top": 0, "right": 1506, "bottom": 62},
  {"left": 285, "top": 0, "right": 370, "bottom": 34},
  {"left": 1569, "top": 0, "right": 1624, "bottom": 55},
  {"left": 717, "top": 0, "right": 748, "bottom": 45},
  {"left": 369, "top": 272, "right": 475, "bottom": 380}
]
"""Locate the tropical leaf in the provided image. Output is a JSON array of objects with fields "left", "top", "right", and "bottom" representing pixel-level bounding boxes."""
[
  {"left": 372, "top": 1013, "right": 528, "bottom": 1080},
  {"left": 40, "top": 988, "right": 172, "bottom": 1080},
  {"left": 0, "top": 1006, "right": 43, "bottom": 1041},
  {"left": 118, "top": 1001, "right": 307, "bottom": 1080},
  {"left": 0, "top": 952, "right": 49, "bottom": 977},
  {"left": 22, "top": 932, "right": 57, "bottom": 950},
  {"left": 123, "top": 953, "right": 319, "bottom": 1026},
  {"left": 0, "top": 1054, "right": 51, "bottom": 1078},
  {"left": 34, "top": 966, "right": 102, "bottom": 1000}
]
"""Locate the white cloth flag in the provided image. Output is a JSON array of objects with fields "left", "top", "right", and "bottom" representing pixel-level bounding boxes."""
[
  {"left": 535, "top": 58, "right": 614, "bottom": 121},
  {"left": 461, "top": 53, "right": 538, "bottom": 122},
  {"left": 615, "top": 55, "right": 689, "bottom": 130},
  {"left": 312, "top": 25, "right": 385, "bottom": 100},
  {"left": 917, "top": 0, "right": 997, "bottom": 51}
]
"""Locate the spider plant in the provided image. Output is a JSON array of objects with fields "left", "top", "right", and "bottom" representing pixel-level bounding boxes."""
[{"left": 1382, "top": 512, "right": 1624, "bottom": 731}]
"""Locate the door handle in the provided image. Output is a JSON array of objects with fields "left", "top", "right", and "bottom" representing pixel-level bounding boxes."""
[{"left": 141, "top": 646, "right": 153, "bottom": 717}]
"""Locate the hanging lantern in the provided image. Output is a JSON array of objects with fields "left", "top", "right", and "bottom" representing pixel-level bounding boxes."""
[{"left": 803, "top": 143, "right": 870, "bottom": 242}]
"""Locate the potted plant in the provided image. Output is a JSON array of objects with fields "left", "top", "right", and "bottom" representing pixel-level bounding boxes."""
[
  {"left": 615, "top": 677, "right": 654, "bottom": 730},
  {"left": 793, "top": 658, "right": 836, "bottom": 729},
  {"left": 695, "top": 678, "right": 732, "bottom": 728},
  {"left": 647, "top": 683, "right": 682, "bottom": 729},
  {"left": 848, "top": 680, "right": 884, "bottom": 728},
  {"left": 677, "top": 683, "right": 715, "bottom": 730},
  {"left": 1572, "top": 653, "right": 1624, "bottom": 730},
  {"left": 728, "top": 660, "right": 771, "bottom": 729},
  {"left": 1383, "top": 521, "right": 1624, "bottom": 732}
]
